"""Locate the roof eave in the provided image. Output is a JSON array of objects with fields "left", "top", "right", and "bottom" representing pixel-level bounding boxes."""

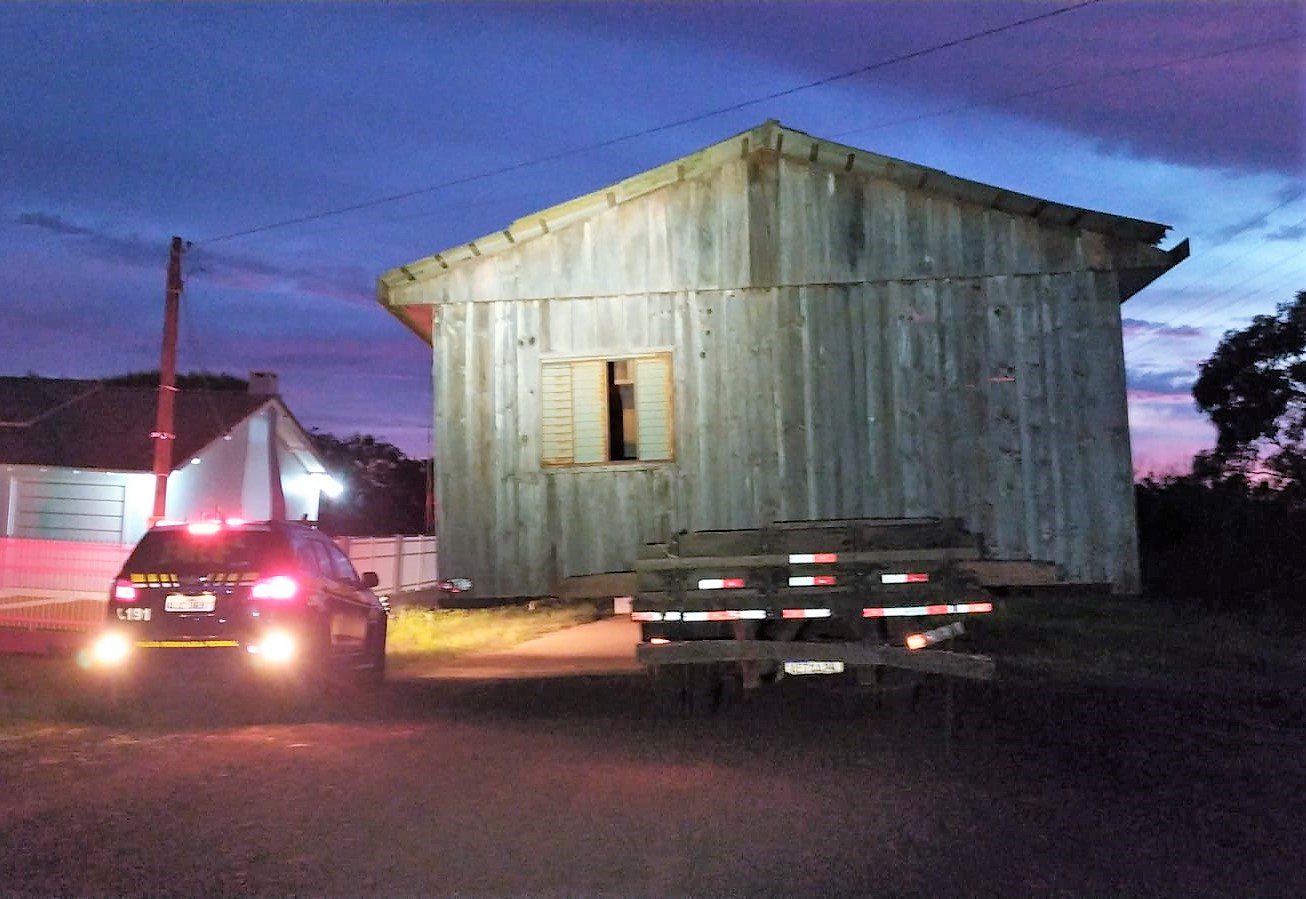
[
  {"left": 377, "top": 275, "right": 434, "bottom": 345},
  {"left": 1118, "top": 238, "right": 1191, "bottom": 303}
]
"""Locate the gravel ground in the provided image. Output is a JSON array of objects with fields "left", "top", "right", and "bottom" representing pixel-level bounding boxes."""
[{"left": 1, "top": 660, "right": 1303, "bottom": 897}]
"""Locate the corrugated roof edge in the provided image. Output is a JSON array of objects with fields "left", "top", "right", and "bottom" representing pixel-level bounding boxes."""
[{"left": 378, "top": 119, "right": 1172, "bottom": 322}]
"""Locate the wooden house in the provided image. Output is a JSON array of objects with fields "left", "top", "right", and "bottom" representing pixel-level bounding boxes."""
[{"left": 379, "top": 121, "right": 1187, "bottom": 596}]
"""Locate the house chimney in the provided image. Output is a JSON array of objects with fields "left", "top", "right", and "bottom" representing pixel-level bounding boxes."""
[{"left": 248, "top": 371, "right": 279, "bottom": 397}]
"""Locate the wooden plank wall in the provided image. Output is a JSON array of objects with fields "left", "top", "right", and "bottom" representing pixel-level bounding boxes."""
[
  {"left": 408, "top": 157, "right": 753, "bottom": 306},
  {"left": 428, "top": 150, "right": 1141, "bottom": 596}
]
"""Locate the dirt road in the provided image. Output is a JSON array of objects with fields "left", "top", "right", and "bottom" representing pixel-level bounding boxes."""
[
  {"left": 2, "top": 644, "right": 1303, "bottom": 897},
  {"left": 415, "top": 615, "right": 643, "bottom": 679}
]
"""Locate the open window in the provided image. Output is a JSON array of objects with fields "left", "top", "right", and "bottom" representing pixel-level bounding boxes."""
[{"left": 541, "top": 353, "right": 673, "bottom": 466}]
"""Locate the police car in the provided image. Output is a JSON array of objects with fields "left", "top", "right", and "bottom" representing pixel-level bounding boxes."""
[{"left": 89, "top": 519, "right": 388, "bottom": 690}]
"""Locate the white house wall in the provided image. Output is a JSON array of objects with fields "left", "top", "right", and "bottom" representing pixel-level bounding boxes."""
[
  {"left": 167, "top": 413, "right": 254, "bottom": 523},
  {"left": 277, "top": 432, "right": 319, "bottom": 523},
  {"left": 2, "top": 466, "right": 152, "bottom": 544},
  {"left": 239, "top": 408, "right": 271, "bottom": 519},
  {"left": 166, "top": 405, "right": 319, "bottom": 524}
]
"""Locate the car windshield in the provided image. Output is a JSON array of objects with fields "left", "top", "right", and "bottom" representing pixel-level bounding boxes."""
[{"left": 124, "top": 528, "right": 288, "bottom": 573}]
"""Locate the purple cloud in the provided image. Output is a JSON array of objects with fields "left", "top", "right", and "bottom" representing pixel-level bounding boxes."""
[
  {"left": 1211, "top": 184, "right": 1306, "bottom": 240},
  {"left": 189, "top": 246, "right": 372, "bottom": 305},
  {"left": 1122, "top": 318, "right": 1205, "bottom": 340},
  {"left": 11, "top": 211, "right": 371, "bottom": 305},
  {"left": 1127, "top": 366, "right": 1196, "bottom": 397},
  {"left": 12, "top": 211, "right": 163, "bottom": 269},
  {"left": 1267, "top": 223, "right": 1306, "bottom": 242}
]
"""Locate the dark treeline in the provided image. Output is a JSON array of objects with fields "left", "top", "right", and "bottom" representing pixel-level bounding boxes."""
[
  {"left": 310, "top": 431, "right": 431, "bottom": 537},
  {"left": 1136, "top": 476, "right": 1306, "bottom": 611},
  {"left": 1136, "top": 290, "right": 1305, "bottom": 613}
]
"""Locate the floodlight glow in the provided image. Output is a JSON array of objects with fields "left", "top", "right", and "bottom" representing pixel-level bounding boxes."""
[{"left": 306, "top": 472, "right": 344, "bottom": 498}]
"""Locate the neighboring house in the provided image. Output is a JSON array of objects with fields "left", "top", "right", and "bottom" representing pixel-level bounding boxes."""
[
  {"left": 378, "top": 120, "right": 1188, "bottom": 597},
  {"left": 0, "top": 372, "right": 334, "bottom": 545}
]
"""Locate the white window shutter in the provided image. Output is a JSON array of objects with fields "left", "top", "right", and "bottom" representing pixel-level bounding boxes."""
[
  {"left": 571, "top": 360, "right": 606, "bottom": 464},
  {"left": 541, "top": 362, "right": 574, "bottom": 465},
  {"left": 635, "top": 355, "right": 673, "bottom": 461}
]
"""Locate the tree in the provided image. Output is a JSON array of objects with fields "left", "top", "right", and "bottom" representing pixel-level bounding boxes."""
[
  {"left": 310, "top": 431, "right": 431, "bottom": 536},
  {"left": 104, "top": 370, "right": 251, "bottom": 391},
  {"left": 1192, "top": 290, "right": 1306, "bottom": 492}
]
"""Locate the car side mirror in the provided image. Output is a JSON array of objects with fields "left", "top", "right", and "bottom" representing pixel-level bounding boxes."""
[{"left": 361, "top": 571, "right": 380, "bottom": 589}]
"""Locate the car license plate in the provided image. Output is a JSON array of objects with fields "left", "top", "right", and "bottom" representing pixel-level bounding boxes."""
[
  {"left": 783, "top": 660, "right": 845, "bottom": 676},
  {"left": 164, "top": 592, "right": 216, "bottom": 613}
]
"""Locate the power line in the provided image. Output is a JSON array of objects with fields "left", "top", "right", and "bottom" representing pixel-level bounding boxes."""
[
  {"left": 195, "top": 0, "right": 1106, "bottom": 245},
  {"left": 1135, "top": 220, "right": 1306, "bottom": 331},
  {"left": 1123, "top": 204, "right": 1306, "bottom": 344},
  {"left": 1135, "top": 192, "right": 1305, "bottom": 317},
  {"left": 1127, "top": 241, "right": 1306, "bottom": 356}
]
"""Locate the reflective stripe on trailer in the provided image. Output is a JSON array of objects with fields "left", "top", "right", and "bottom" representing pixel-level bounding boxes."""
[
  {"left": 697, "top": 578, "right": 745, "bottom": 590},
  {"left": 863, "top": 602, "right": 993, "bottom": 617},
  {"left": 788, "top": 553, "right": 839, "bottom": 564},
  {"left": 634, "top": 601, "right": 992, "bottom": 623},
  {"left": 683, "top": 609, "right": 767, "bottom": 622},
  {"left": 880, "top": 572, "right": 930, "bottom": 584},
  {"left": 787, "top": 575, "right": 836, "bottom": 587},
  {"left": 635, "top": 609, "right": 766, "bottom": 622}
]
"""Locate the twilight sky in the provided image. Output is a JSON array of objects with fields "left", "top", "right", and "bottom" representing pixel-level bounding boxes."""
[{"left": 2, "top": 1, "right": 1302, "bottom": 475}]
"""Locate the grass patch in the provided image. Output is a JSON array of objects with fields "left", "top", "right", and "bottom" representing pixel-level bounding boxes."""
[
  {"left": 969, "top": 592, "right": 1306, "bottom": 687},
  {"left": 0, "top": 654, "right": 86, "bottom": 724},
  {"left": 386, "top": 600, "right": 603, "bottom": 671}
]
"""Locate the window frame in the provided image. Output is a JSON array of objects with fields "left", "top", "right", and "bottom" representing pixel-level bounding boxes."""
[{"left": 540, "top": 350, "right": 674, "bottom": 469}]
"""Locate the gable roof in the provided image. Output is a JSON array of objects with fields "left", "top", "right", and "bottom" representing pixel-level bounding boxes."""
[
  {"left": 0, "top": 377, "right": 277, "bottom": 472},
  {"left": 379, "top": 119, "right": 1174, "bottom": 340}
]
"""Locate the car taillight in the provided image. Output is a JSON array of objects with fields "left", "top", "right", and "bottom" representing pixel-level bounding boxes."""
[
  {"left": 250, "top": 575, "right": 299, "bottom": 600},
  {"left": 187, "top": 521, "right": 222, "bottom": 536},
  {"left": 114, "top": 579, "right": 137, "bottom": 602}
]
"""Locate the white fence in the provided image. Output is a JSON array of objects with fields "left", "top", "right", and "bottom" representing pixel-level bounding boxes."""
[
  {"left": 333, "top": 535, "right": 439, "bottom": 596},
  {"left": 0, "top": 537, "right": 131, "bottom": 629},
  {"left": 0, "top": 533, "right": 439, "bottom": 631}
]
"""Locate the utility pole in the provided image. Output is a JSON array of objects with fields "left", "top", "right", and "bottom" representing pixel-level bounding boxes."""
[{"left": 150, "top": 236, "right": 184, "bottom": 524}]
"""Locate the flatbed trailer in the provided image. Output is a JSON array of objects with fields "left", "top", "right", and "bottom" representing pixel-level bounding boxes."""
[{"left": 633, "top": 517, "right": 998, "bottom": 712}]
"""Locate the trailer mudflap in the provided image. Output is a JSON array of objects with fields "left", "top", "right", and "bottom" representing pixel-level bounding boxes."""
[{"left": 637, "top": 639, "right": 995, "bottom": 681}]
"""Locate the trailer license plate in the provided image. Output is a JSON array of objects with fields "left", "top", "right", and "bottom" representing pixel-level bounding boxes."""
[
  {"left": 164, "top": 593, "right": 216, "bottom": 613},
  {"left": 784, "top": 660, "right": 845, "bottom": 676}
]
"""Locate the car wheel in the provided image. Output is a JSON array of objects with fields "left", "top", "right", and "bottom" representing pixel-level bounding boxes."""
[{"left": 362, "top": 619, "right": 387, "bottom": 685}]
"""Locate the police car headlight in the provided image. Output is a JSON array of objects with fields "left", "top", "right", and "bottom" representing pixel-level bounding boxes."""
[
  {"left": 91, "top": 632, "right": 132, "bottom": 666},
  {"left": 248, "top": 629, "right": 297, "bottom": 664}
]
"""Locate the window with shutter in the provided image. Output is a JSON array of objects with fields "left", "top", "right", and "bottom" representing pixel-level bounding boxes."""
[
  {"left": 635, "top": 356, "right": 673, "bottom": 461},
  {"left": 571, "top": 360, "right": 606, "bottom": 464},
  {"left": 540, "top": 353, "right": 673, "bottom": 466},
  {"left": 541, "top": 363, "right": 574, "bottom": 465}
]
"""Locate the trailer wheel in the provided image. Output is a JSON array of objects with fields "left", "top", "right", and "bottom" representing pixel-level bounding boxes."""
[
  {"left": 858, "top": 620, "right": 926, "bottom": 710},
  {"left": 650, "top": 663, "right": 730, "bottom": 716}
]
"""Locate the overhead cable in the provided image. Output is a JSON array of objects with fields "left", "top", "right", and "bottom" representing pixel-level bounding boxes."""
[{"left": 195, "top": 0, "right": 1107, "bottom": 245}]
